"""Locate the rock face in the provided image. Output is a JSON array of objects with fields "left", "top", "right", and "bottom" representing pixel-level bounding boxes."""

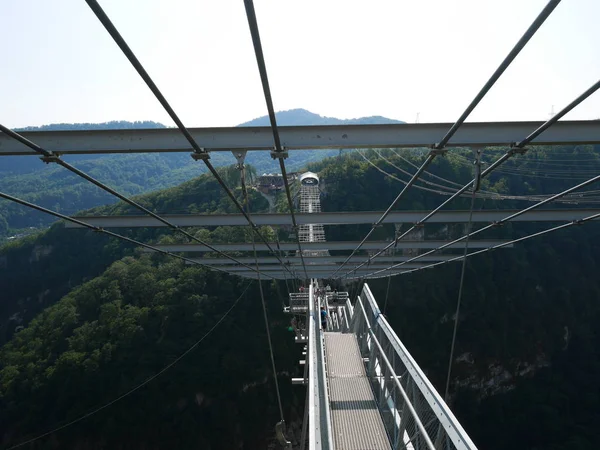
[
  {"left": 29, "top": 245, "right": 53, "bottom": 263},
  {"left": 454, "top": 354, "right": 551, "bottom": 399}
]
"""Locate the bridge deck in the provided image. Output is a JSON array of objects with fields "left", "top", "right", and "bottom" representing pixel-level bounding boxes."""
[{"left": 324, "top": 332, "right": 391, "bottom": 450}]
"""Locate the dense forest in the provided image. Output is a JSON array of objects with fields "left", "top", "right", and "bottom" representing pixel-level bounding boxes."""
[
  {"left": 0, "top": 110, "right": 402, "bottom": 240},
  {"left": 1, "top": 142, "right": 600, "bottom": 449}
]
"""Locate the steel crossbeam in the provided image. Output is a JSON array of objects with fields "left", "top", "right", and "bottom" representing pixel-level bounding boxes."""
[
  {"left": 184, "top": 263, "right": 427, "bottom": 271},
  {"left": 65, "top": 209, "right": 599, "bottom": 228},
  {"left": 182, "top": 255, "right": 458, "bottom": 265},
  {"left": 2, "top": 121, "right": 599, "bottom": 156},
  {"left": 140, "top": 240, "right": 513, "bottom": 253}
]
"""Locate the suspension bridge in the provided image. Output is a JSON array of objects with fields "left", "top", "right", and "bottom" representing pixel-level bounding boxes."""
[{"left": 1, "top": 0, "right": 600, "bottom": 448}]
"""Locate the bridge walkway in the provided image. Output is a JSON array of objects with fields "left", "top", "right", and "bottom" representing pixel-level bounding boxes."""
[{"left": 324, "top": 331, "right": 391, "bottom": 450}]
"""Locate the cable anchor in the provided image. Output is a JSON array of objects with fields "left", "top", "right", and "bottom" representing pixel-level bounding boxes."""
[
  {"left": 271, "top": 146, "right": 289, "bottom": 160},
  {"left": 39, "top": 153, "right": 61, "bottom": 164},
  {"left": 232, "top": 150, "right": 247, "bottom": 170},
  {"left": 190, "top": 148, "right": 210, "bottom": 161},
  {"left": 472, "top": 146, "right": 483, "bottom": 192},
  {"left": 429, "top": 146, "right": 448, "bottom": 157},
  {"left": 508, "top": 144, "right": 528, "bottom": 156}
]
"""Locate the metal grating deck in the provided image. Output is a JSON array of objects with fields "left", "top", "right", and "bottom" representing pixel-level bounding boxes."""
[{"left": 324, "top": 333, "right": 391, "bottom": 450}]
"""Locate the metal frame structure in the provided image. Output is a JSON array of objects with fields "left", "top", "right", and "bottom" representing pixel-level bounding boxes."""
[
  {"left": 64, "top": 209, "right": 600, "bottom": 228},
  {"left": 2, "top": 0, "right": 600, "bottom": 448},
  {"left": 183, "top": 255, "right": 462, "bottom": 265},
  {"left": 2, "top": 121, "right": 599, "bottom": 156},
  {"left": 140, "top": 240, "right": 515, "bottom": 253}
]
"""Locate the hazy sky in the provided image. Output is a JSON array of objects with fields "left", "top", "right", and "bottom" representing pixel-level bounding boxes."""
[{"left": 2, "top": 0, "right": 599, "bottom": 128}]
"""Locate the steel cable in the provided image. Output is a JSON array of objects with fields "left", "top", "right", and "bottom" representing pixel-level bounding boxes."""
[
  {"left": 240, "top": 166, "right": 286, "bottom": 424},
  {"left": 84, "top": 0, "right": 296, "bottom": 280},
  {"left": 243, "top": 0, "right": 310, "bottom": 282},
  {"left": 443, "top": 187, "right": 477, "bottom": 402}
]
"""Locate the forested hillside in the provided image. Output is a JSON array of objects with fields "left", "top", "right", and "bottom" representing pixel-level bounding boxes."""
[
  {"left": 0, "top": 109, "right": 402, "bottom": 240},
  {"left": 1, "top": 144, "right": 600, "bottom": 449}
]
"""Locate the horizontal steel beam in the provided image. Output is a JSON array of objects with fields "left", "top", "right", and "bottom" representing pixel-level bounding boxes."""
[
  {"left": 2, "top": 121, "right": 599, "bottom": 156},
  {"left": 185, "top": 263, "right": 427, "bottom": 271},
  {"left": 66, "top": 209, "right": 600, "bottom": 228},
  {"left": 140, "top": 240, "right": 513, "bottom": 252},
  {"left": 182, "top": 255, "right": 457, "bottom": 265},
  {"left": 232, "top": 270, "right": 412, "bottom": 280}
]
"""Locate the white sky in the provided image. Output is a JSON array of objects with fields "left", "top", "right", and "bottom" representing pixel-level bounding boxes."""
[{"left": 2, "top": 0, "right": 599, "bottom": 128}]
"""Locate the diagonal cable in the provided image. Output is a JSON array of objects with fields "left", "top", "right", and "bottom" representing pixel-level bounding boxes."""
[
  {"left": 348, "top": 78, "right": 600, "bottom": 277},
  {"left": 332, "top": 153, "right": 437, "bottom": 278},
  {"left": 443, "top": 184, "right": 477, "bottom": 402},
  {"left": 240, "top": 165, "right": 286, "bottom": 424},
  {"left": 434, "top": 0, "right": 561, "bottom": 149},
  {"left": 0, "top": 124, "right": 270, "bottom": 278},
  {"left": 84, "top": 0, "right": 296, "bottom": 280},
  {"left": 242, "top": 0, "right": 310, "bottom": 282}
]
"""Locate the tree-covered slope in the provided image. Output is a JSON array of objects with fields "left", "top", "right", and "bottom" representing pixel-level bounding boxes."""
[
  {"left": 1, "top": 256, "right": 299, "bottom": 450},
  {"left": 2, "top": 145, "right": 600, "bottom": 449},
  {"left": 0, "top": 167, "right": 269, "bottom": 345}
]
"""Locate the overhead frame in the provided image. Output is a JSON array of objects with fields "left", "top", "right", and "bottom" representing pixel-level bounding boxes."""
[
  {"left": 181, "top": 255, "right": 459, "bottom": 265},
  {"left": 66, "top": 209, "right": 600, "bottom": 228},
  {"left": 1, "top": 121, "right": 600, "bottom": 156},
  {"left": 141, "top": 240, "right": 514, "bottom": 253}
]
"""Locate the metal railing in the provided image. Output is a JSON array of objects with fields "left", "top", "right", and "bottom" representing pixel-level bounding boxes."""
[
  {"left": 286, "top": 292, "right": 310, "bottom": 314},
  {"left": 301, "top": 282, "right": 334, "bottom": 450},
  {"left": 326, "top": 291, "right": 350, "bottom": 305},
  {"left": 350, "top": 284, "right": 478, "bottom": 450}
]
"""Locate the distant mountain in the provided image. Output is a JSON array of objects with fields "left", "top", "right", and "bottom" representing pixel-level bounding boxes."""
[
  {"left": 0, "top": 110, "right": 403, "bottom": 238},
  {"left": 16, "top": 120, "right": 166, "bottom": 132},
  {"left": 239, "top": 108, "right": 404, "bottom": 127}
]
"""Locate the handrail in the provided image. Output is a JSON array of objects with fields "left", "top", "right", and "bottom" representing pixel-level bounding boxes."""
[
  {"left": 361, "top": 285, "right": 478, "bottom": 450},
  {"left": 315, "top": 282, "right": 335, "bottom": 449},
  {"left": 307, "top": 284, "right": 316, "bottom": 450},
  {"left": 356, "top": 296, "right": 437, "bottom": 450}
]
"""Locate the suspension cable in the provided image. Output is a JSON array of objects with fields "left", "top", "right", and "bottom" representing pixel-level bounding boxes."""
[
  {"left": 84, "top": 0, "right": 296, "bottom": 281},
  {"left": 242, "top": 0, "right": 310, "bottom": 283},
  {"left": 7, "top": 280, "right": 253, "bottom": 450},
  {"left": 383, "top": 149, "right": 597, "bottom": 203},
  {"left": 434, "top": 0, "right": 561, "bottom": 149},
  {"left": 240, "top": 165, "right": 286, "bottom": 423},
  {"left": 515, "top": 79, "right": 600, "bottom": 148},
  {"left": 443, "top": 176, "right": 478, "bottom": 401},
  {"left": 347, "top": 78, "right": 600, "bottom": 277}
]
